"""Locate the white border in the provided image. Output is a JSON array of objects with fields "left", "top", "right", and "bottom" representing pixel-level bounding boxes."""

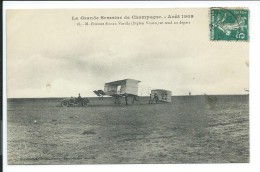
[
  {"left": 3, "top": 1, "right": 260, "bottom": 9},
  {"left": 2, "top": 1, "right": 260, "bottom": 172}
]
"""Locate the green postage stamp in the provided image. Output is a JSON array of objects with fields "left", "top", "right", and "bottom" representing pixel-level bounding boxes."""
[{"left": 210, "top": 8, "right": 249, "bottom": 41}]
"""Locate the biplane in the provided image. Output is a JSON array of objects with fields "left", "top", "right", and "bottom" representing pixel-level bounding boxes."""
[{"left": 93, "top": 79, "right": 141, "bottom": 105}]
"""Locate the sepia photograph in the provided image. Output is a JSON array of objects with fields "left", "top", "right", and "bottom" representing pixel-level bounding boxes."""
[{"left": 6, "top": 7, "right": 250, "bottom": 165}]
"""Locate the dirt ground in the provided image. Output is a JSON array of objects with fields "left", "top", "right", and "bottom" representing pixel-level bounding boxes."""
[{"left": 7, "top": 95, "right": 249, "bottom": 164}]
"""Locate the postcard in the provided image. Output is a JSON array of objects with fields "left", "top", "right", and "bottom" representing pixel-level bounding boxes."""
[{"left": 4, "top": 5, "right": 255, "bottom": 168}]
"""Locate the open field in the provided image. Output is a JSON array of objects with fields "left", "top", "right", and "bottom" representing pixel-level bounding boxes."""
[{"left": 7, "top": 95, "right": 249, "bottom": 164}]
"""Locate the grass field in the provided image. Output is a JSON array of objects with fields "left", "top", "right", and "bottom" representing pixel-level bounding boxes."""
[{"left": 7, "top": 95, "right": 249, "bottom": 164}]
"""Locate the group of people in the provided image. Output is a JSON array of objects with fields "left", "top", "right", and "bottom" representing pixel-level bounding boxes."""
[
  {"left": 113, "top": 92, "right": 170, "bottom": 105},
  {"left": 70, "top": 93, "right": 82, "bottom": 100},
  {"left": 123, "top": 93, "right": 139, "bottom": 106},
  {"left": 149, "top": 93, "right": 159, "bottom": 104},
  {"left": 112, "top": 93, "right": 139, "bottom": 105},
  {"left": 149, "top": 93, "right": 168, "bottom": 104},
  {"left": 68, "top": 93, "right": 83, "bottom": 104}
]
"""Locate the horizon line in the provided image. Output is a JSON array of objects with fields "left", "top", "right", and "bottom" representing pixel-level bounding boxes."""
[{"left": 6, "top": 93, "right": 249, "bottom": 99}]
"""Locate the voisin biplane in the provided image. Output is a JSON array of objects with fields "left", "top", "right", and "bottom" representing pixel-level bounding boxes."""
[{"left": 93, "top": 79, "right": 140, "bottom": 105}]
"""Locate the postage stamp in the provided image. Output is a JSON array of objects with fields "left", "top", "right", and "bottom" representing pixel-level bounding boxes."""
[{"left": 210, "top": 8, "right": 249, "bottom": 41}]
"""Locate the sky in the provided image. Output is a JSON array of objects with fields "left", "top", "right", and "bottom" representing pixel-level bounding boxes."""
[{"left": 6, "top": 9, "right": 249, "bottom": 98}]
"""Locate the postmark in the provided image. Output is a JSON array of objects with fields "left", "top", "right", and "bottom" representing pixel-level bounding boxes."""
[{"left": 210, "top": 8, "right": 249, "bottom": 41}]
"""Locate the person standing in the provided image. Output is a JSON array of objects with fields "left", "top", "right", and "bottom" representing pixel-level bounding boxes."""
[
  {"left": 149, "top": 93, "right": 152, "bottom": 104},
  {"left": 154, "top": 93, "right": 159, "bottom": 104},
  {"left": 124, "top": 93, "right": 128, "bottom": 106},
  {"left": 78, "top": 93, "right": 82, "bottom": 100},
  {"left": 132, "top": 96, "right": 139, "bottom": 104}
]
